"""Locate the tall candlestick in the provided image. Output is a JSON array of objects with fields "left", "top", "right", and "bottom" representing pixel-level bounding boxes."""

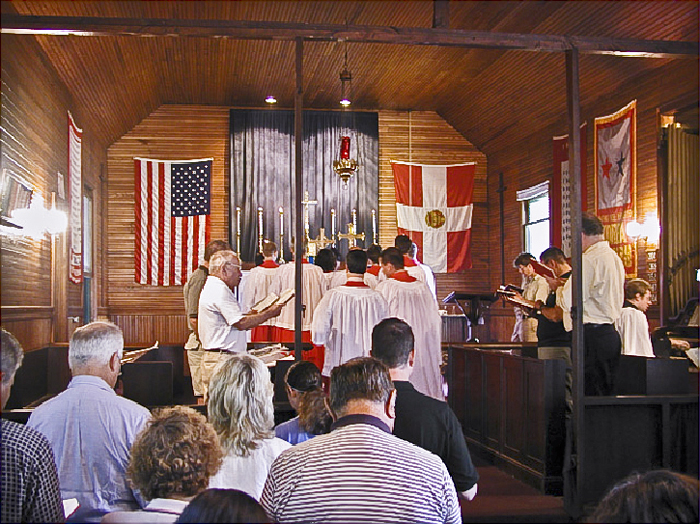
[
  {"left": 352, "top": 208, "right": 357, "bottom": 230},
  {"left": 236, "top": 207, "right": 241, "bottom": 254},
  {"left": 257, "top": 206, "right": 264, "bottom": 253},
  {"left": 279, "top": 207, "right": 285, "bottom": 263},
  {"left": 371, "top": 209, "right": 377, "bottom": 245},
  {"left": 331, "top": 208, "right": 336, "bottom": 246}
]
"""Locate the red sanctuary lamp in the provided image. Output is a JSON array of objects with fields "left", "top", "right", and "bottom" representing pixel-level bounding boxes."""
[{"left": 333, "top": 135, "right": 358, "bottom": 188}]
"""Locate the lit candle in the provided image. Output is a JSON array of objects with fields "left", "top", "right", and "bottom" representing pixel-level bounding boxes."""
[
  {"left": 371, "top": 209, "right": 377, "bottom": 245},
  {"left": 352, "top": 208, "right": 357, "bottom": 230},
  {"left": 331, "top": 208, "right": 336, "bottom": 244},
  {"left": 257, "top": 207, "right": 264, "bottom": 253},
  {"left": 236, "top": 207, "right": 241, "bottom": 254},
  {"left": 279, "top": 207, "right": 284, "bottom": 263}
]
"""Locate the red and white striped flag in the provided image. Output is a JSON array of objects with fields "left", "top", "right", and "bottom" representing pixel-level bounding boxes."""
[
  {"left": 392, "top": 161, "right": 475, "bottom": 273},
  {"left": 134, "top": 158, "right": 212, "bottom": 286}
]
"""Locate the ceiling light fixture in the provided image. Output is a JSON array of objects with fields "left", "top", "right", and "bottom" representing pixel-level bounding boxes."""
[
  {"left": 265, "top": 95, "right": 277, "bottom": 104},
  {"left": 339, "top": 44, "right": 352, "bottom": 107}
]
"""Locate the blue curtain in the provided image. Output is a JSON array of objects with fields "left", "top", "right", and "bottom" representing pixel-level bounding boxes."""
[{"left": 230, "top": 109, "right": 379, "bottom": 263}]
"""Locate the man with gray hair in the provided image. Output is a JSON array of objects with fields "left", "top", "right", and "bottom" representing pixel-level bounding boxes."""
[
  {"left": 2, "top": 329, "right": 64, "bottom": 523},
  {"left": 198, "top": 250, "right": 284, "bottom": 397},
  {"left": 28, "top": 321, "right": 151, "bottom": 522},
  {"left": 261, "top": 357, "right": 460, "bottom": 524}
]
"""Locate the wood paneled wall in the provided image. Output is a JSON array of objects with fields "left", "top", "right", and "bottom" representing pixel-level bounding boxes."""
[
  {"left": 1, "top": 35, "right": 107, "bottom": 350},
  {"left": 484, "top": 58, "right": 699, "bottom": 342},
  {"left": 107, "top": 107, "right": 488, "bottom": 344}
]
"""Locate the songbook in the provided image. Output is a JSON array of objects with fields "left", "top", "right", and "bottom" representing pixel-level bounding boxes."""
[
  {"left": 252, "top": 289, "right": 295, "bottom": 312},
  {"left": 496, "top": 286, "right": 538, "bottom": 315},
  {"left": 531, "top": 260, "right": 556, "bottom": 279}
]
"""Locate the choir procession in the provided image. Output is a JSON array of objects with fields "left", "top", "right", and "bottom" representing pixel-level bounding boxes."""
[{"left": 1, "top": 2, "right": 699, "bottom": 523}]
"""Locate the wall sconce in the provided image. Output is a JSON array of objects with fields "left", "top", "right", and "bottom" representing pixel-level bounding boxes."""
[
  {"left": 626, "top": 212, "right": 660, "bottom": 246},
  {"left": 6, "top": 192, "right": 67, "bottom": 239}
]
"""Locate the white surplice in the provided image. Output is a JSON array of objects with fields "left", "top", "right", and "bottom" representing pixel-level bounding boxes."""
[
  {"left": 241, "top": 263, "right": 280, "bottom": 328},
  {"left": 273, "top": 262, "right": 326, "bottom": 332},
  {"left": 615, "top": 306, "right": 655, "bottom": 357},
  {"left": 312, "top": 278, "right": 390, "bottom": 376},
  {"left": 377, "top": 276, "right": 444, "bottom": 400},
  {"left": 323, "top": 270, "right": 347, "bottom": 290}
]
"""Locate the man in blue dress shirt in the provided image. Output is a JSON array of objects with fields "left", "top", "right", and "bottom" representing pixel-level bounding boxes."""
[{"left": 28, "top": 321, "right": 151, "bottom": 522}]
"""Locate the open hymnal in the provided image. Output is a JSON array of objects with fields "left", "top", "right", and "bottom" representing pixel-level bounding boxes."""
[
  {"left": 496, "top": 285, "right": 537, "bottom": 315},
  {"left": 252, "top": 289, "right": 295, "bottom": 312}
]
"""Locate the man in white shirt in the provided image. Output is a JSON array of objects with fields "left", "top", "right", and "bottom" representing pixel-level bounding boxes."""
[
  {"left": 512, "top": 253, "right": 550, "bottom": 342},
  {"left": 241, "top": 240, "right": 280, "bottom": 343},
  {"left": 560, "top": 213, "right": 625, "bottom": 396},
  {"left": 377, "top": 247, "right": 444, "bottom": 400},
  {"left": 199, "top": 250, "right": 283, "bottom": 397},
  {"left": 615, "top": 278, "right": 655, "bottom": 358},
  {"left": 395, "top": 234, "right": 428, "bottom": 286},
  {"left": 312, "top": 249, "right": 390, "bottom": 378},
  {"left": 409, "top": 242, "right": 437, "bottom": 299}
]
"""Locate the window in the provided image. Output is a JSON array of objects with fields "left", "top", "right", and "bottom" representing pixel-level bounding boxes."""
[{"left": 517, "top": 182, "right": 550, "bottom": 260}]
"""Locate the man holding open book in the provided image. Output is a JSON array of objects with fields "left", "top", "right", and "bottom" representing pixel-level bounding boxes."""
[{"left": 198, "top": 250, "right": 284, "bottom": 398}]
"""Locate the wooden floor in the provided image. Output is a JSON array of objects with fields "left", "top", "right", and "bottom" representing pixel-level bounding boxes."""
[{"left": 461, "top": 456, "right": 572, "bottom": 523}]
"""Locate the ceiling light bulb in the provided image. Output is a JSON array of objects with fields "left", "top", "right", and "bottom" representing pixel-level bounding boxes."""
[
  {"left": 340, "top": 98, "right": 351, "bottom": 107},
  {"left": 265, "top": 96, "right": 277, "bottom": 104}
]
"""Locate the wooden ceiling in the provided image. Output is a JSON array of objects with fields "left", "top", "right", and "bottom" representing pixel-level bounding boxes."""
[{"left": 2, "top": 1, "right": 698, "bottom": 154}]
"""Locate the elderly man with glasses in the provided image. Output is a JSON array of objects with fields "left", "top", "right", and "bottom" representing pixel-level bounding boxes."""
[{"left": 198, "top": 250, "right": 283, "bottom": 398}]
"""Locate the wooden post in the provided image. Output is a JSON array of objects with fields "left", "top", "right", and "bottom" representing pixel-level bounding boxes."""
[
  {"left": 294, "top": 37, "right": 304, "bottom": 360},
  {"left": 656, "top": 115, "right": 669, "bottom": 324},
  {"left": 565, "top": 47, "right": 584, "bottom": 519}
]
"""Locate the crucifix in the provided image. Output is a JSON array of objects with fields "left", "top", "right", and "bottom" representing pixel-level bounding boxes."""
[
  {"left": 301, "top": 190, "right": 318, "bottom": 241},
  {"left": 338, "top": 223, "right": 366, "bottom": 248}
]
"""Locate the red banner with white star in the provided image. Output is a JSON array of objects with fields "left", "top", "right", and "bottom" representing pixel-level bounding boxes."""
[{"left": 594, "top": 100, "right": 637, "bottom": 276}]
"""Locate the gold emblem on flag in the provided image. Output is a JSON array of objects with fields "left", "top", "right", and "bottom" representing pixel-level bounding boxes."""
[{"left": 425, "top": 209, "right": 446, "bottom": 229}]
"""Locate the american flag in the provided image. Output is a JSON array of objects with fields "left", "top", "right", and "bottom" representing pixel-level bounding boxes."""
[{"left": 134, "top": 158, "right": 212, "bottom": 286}]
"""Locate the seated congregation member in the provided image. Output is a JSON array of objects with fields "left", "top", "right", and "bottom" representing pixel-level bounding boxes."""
[
  {"left": 275, "top": 360, "right": 332, "bottom": 445},
  {"left": 363, "top": 243, "right": 383, "bottom": 289},
  {"left": 272, "top": 237, "right": 326, "bottom": 370},
  {"left": 207, "top": 355, "right": 291, "bottom": 500},
  {"left": 28, "top": 322, "right": 150, "bottom": 523},
  {"left": 588, "top": 469, "right": 699, "bottom": 523},
  {"left": 312, "top": 249, "right": 389, "bottom": 379},
  {"left": 241, "top": 240, "right": 280, "bottom": 343},
  {"left": 371, "top": 318, "right": 479, "bottom": 501},
  {"left": 176, "top": 489, "right": 269, "bottom": 524},
  {"left": 615, "top": 278, "right": 655, "bottom": 357},
  {"left": 377, "top": 247, "right": 444, "bottom": 400},
  {"left": 1, "top": 329, "right": 64, "bottom": 523},
  {"left": 315, "top": 248, "right": 346, "bottom": 289},
  {"left": 198, "top": 250, "right": 283, "bottom": 398},
  {"left": 102, "top": 406, "right": 222, "bottom": 523},
  {"left": 261, "top": 357, "right": 460, "bottom": 524}
]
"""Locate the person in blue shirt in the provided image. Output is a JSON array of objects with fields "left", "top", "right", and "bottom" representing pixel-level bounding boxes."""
[{"left": 275, "top": 360, "right": 331, "bottom": 445}]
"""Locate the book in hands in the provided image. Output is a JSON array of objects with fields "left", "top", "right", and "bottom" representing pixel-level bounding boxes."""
[
  {"left": 252, "top": 289, "right": 295, "bottom": 312},
  {"left": 496, "top": 286, "right": 537, "bottom": 315}
]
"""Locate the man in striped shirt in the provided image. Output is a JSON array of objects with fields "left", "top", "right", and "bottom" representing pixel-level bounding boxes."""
[{"left": 261, "top": 357, "right": 461, "bottom": 524}]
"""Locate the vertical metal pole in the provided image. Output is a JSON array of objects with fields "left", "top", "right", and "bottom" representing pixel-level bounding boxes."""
[
  {"left": 497, "top": 172, "right": 507, "bottom": 286},
  {"left": 294, "top": 38, "right": 304, "bottom": 360},
  {"left": 565, "top": 47, "right": 584, "bottom": 517}
]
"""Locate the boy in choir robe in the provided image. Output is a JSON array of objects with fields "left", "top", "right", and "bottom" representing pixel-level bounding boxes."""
[
  {"left": 615, "top": 279, "right": 655, "bottom": 358},
  {"left": 312, "top": 249, "right": 390, "bottom": 378},
  {"left": 376, "top": 247, "right": 444, "bottom": 400},
  {"left": 242, "top": 240, "right": 280, "bottom": 343},
  {"left": 315, "top": 248, "right": 346, "bottom": 290},
  {"left": 394, "top": 234, "right": 428, "bottom": 286},
  {"left": 272, "top": 237, "right": 326, "bottom": 370},
  {"left": 363, "top": 243, "right": 383, "bottom": 289}
]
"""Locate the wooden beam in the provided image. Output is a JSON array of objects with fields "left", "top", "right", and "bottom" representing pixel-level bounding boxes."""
[
  {"left": 2, "top": 15, "right": 697, "bottom": 57},
  {"left": 433, "top": 0, "right": 450, "bottom": 29}
]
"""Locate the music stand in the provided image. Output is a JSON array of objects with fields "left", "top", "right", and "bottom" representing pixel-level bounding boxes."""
[{"left": 443, "top": 292, "right": 498, "bottom": 342}]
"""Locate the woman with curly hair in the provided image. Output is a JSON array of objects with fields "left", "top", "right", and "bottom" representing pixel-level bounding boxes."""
[
  {"left": 207, "top": 354, "right": 291, "bottom": 500},
  {"left": 275, "top": 360, "right": 332, "bottom": 445},
  {"left": 102, "top": 406, "right": 222, "bottom": 523}
]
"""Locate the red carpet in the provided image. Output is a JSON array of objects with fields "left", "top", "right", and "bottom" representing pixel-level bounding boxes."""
[{"left": 461, "top": 458, "right": 571, "bottom": 523}]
